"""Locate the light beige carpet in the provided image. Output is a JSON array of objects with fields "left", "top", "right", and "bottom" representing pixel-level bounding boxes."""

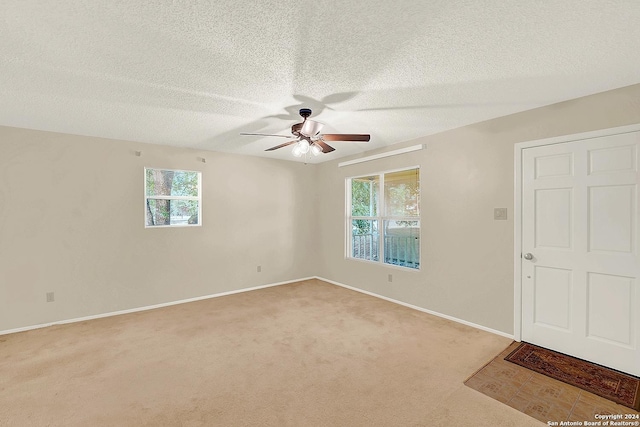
[{"left": 0, "top": 279, "right": 540, "bottom": 426}]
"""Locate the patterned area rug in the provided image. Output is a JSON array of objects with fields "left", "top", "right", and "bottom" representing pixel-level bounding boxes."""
[{"left": 505, "top": 342, "right": 640, "bottom": 411}]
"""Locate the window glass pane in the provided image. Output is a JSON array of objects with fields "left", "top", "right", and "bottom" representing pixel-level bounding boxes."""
[
  {"left": 351, "top": 219, "right": 379, "bottom": 261},
  {"left": 384, "top": 169, "right": 419, "bottom": 217},
  {"left": 146, "top": 199, "right": 199, "bottom": 226},
  {"left": 146, "top": 169, "right": 199, "bottom": 197},
  {"left": 351, "top": 176, "right": 379, "bottom": 217},
  {"left": 384, "top": 220, "right": 419, "bottom": 269}
]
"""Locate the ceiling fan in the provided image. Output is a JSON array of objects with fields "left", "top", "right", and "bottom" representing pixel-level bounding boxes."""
[{"left": 240, "top": 108, "right": 370, "bottom": 156}]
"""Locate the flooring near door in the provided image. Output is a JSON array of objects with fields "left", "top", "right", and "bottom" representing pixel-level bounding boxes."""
[
  {"left": 505, "top": 342, "right": 640, "bottom": 411},
  {"left": 521, "top": 131, "right": 640, "bottom": 376},
  {"left": 465, "top": 342, "right": 640, "bottom": 424}
]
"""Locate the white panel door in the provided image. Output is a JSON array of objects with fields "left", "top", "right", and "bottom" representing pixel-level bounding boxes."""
[{"left": 521, "top": 131, "right": 640, "bottom": 376}]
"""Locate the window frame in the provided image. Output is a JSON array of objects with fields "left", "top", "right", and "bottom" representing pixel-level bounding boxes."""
[
  {"left": 144, "top": 167, "right": 202, "bottom": 228},
  {"left": 346, "top": 166, "right": 421, "bottom": 271}
]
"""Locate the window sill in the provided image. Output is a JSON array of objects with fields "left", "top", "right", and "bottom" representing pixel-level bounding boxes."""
[{"left": 345, "top": 256, "right": 421, "bottom": 272}]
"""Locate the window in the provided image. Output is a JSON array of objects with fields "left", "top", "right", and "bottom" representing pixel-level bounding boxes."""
[
  {"left": 347, "top": 167, "right": 420, "bottom": 269},
  {"left": 145, "top": 168, "right": 201, "bottom": 227}
]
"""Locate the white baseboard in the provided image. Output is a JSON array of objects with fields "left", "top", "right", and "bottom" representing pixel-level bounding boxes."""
[
  {"left": 0, "top": 277, "right": 316, "bottom": 336},
  {"left": 315, "top": 276, "right": 515, "bottom": 340},
  {"left": 1, "top": 276, "right": 514, "bottom": 341}
]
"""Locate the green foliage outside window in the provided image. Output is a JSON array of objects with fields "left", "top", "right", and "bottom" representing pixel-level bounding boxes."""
[
  {"left": 145, "top": 169, "right": 200, "bottom": 226},
  {"left": 351, "top": 178, "right": 377, "bottom": 234}
]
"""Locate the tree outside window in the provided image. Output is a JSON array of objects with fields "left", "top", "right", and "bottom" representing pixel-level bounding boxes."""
[{"left": 145, "top": 168, "right": 201, "bottom": 227}]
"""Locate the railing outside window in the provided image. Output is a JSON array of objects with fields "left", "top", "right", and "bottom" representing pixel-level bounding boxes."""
[
  {"left": 352, "top": 233, "right": 380, "bottom": 261},
  {"left": 383, "top": 234, "right": 420, "bottom": 268},
  {"left": 351, "top": 233, "right": 420, "bottom": 268}
]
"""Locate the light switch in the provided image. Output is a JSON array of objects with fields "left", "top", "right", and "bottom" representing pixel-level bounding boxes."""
[{"left": 494, "top": 208, "right": 508, "bottom": 220}]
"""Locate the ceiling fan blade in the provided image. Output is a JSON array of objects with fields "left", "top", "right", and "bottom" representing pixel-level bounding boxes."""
[
  {"left": 320, "top": 134, "right": 370, "bottom": 142},
  {"left": 240, "top": 133, "right": 292, "bottom": 138},
  {"left": 314, "top": 140, "right": 335, "bottom": 153},
  {"left": 265, "top": 140, "right": 298, "bottom": 151}
]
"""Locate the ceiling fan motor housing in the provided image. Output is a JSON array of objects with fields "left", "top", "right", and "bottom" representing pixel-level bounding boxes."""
[{"left": 292, "top": 109, "right": 313, "bottom": 136}]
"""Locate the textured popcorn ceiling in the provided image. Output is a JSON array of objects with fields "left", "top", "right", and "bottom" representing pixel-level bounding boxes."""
[{"left": 1, "top": 1, "right": 640, "bottom": 163}]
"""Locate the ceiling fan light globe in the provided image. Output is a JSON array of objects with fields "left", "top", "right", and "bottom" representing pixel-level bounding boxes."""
[
  {"left": 292, "top": 145, "right": 303, "bottom": 157},
  {"left": 311, "top": 144, "right": 322, "bottom": 156},
  {"left": 299, "top": 139, "right": 310, "bottom": 154}
]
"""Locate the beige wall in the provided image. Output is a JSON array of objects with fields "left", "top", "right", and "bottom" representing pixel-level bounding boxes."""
[
  {"left": 2, "top": 84, "right": 639, "bottom": 335},
  {"left": 315, "top": 83, "right": 640, "bottom": 335},
  {"left": 0, "top": 127, "right": 317, "bottom": 331}
]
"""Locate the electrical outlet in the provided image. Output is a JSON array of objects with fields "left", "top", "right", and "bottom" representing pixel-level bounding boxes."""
[
  {"left": 257, "top": 265, "right": 261, "bottom": 273},
  {"left": 46, "top": 292, "right": 54, "bottom": 302},
  {"left": 388, "top": 274, "right": 393, "bottom": 283},
  {"left": 494, "top": 208, "right": 508, "bottom": 220}
]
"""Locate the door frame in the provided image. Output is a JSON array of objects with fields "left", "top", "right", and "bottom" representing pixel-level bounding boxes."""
[{"left": 513, "top": 123, "right": 640, "bottom": 342}]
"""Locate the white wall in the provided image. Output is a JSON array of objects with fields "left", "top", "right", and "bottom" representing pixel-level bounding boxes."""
[
  {"left": 315, "top": 83, "right": 640, "bottom": 335},
  {"left": 0, "top": 127, "right": 317, "bottom": 331}
]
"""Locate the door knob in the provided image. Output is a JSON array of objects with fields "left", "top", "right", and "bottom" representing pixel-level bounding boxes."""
[{"left": 523, "top": 253, "right": 534, "bottom": 260}]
